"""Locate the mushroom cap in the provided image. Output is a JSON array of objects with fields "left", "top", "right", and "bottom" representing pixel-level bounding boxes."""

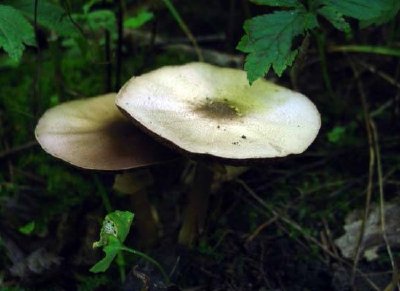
[
  {"left": 116, "top": 63, "right": 321, "bottom": 163},
  {"left": 35, "top": 93, "right": 175, "bottom": 170}
]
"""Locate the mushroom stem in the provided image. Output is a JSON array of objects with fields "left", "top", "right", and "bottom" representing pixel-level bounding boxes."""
[
  {"left": 114, "top": 171, "right": 159, "bottom": 247},
  {"left": 178, "top": 162, "right": 214, "bottom": 247},
  {"left": 129, "top": 189, "right": 159, "bottom": 247}
]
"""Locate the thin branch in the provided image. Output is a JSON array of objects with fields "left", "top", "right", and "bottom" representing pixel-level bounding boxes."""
[
  {"left": 348, "top": 57, "right": 375, "bottom": 284},
  {"left": 33, "top": 0, "right": 41, "bottom": 118},
  {"left": 0, "top": 141, "right": 38, "bottom": 160},
  {"left": 161, "top": 0, "right": 203, "bottom": 61},
  {"left": 355, "top": 60, "right": 400, "bottom": 90},
  {"left": 103, "top": 0, "right": 112, "bottom": 92},
  {"left": 371, "top": 122, "right": 399, "bottom": 290},
  {"left": 115, "top": 0, "right": 123, "bottom": 91},
  {"left": 61, "top": 0, "right": 86, "bottom": 37}
]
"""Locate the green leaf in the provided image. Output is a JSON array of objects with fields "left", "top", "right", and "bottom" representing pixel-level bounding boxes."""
[
  {"left": 87, "top": 10, "right": 116, "bottom": 33},
  {"left": 18, "top": 221, "right": 35, "bottom": 235},
  {"left": 7, "top": 0, "right": 78, "bottom": 36},
  {"left": 124, "top": 10, "right": 154, "bottom": 29},
  {"left": 250, "top": 0, "right": 303, "bottom": 8},
  {"left": 93, "top": 210, "right": 134, "bottom": 249},
  {"left": 360, "top": 0, "right": 400, "bottom": 27},
  {"left": 327, "top": 126, "right": 346, "bottom": 144},
  {"left": 90, "top": 211, "right": 134, "bottom": 273},
  {"left": 90, "top": 236, "right": 122, "bottom": 273},
  {"left": 318, "top": 6, "right": 350, "bottom": 33},
  {"left": 320, "top": 0, "right": 400, "bottom": 27},
  {"left": 106, "top": 210, "right": 134, "bottom": 243},
  {"left": 237, "top": 9, "right": 318, "bottom": 83},
  {"left": 0, "top": 4, "right": 35, "bottom": 61}
]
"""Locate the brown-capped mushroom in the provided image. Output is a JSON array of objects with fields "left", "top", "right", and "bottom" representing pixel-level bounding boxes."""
[
  {"left": 35, "top": 93, "right": 175, "bottom": 246},
  {"left": 35, "top": 93, "right": 174, "bottom": 170}
]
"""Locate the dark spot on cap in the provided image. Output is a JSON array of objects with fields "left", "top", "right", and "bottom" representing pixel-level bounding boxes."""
[
  {"left": 196, "top": 100, "right": 239, "bottom": 120},
  {"left": 241, "top": 135, "right": 246, "bottom": 139}
]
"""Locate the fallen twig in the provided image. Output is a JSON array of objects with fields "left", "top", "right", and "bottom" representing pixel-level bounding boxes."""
[{"left": 0, "top": 141, "right": 38, "bottom": 160}]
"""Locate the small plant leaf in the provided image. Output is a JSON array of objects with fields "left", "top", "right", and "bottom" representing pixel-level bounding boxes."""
[
  {"left": 18, "top": 221, "right": 35, "bottom": 235},
  {"left": 93, "top": 210, "right": 134, "bottom": 249},
  {"left": 124, "top": 10, "right": 154, "bottom": 29},
  {"left": 8, "top": 0, "right": 78, "bottom": 36},
  {"left": 237, "top": 9, "right": 318, "bottom": 83},
  {"left": 318, "top": 6, "right": 351, "bottom": 33},
  {"left": 327, "top": 126, "right": 346, "bottom": 144},
  {"left": 320, "top": 0, "right": 400, "bottom": 27},
  {"left": 90, "top": 211, "right": 134, "bottom": 273},
  {"left": 0, "top": 4, "right": 35, "bottom": 61}
]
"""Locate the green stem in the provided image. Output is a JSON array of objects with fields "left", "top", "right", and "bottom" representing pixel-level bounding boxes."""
[
  {"left": 161, "top": 0, "right": 203, "bottom": 61},
  {"left": 115, "top": 0, "right": 124, "bottom": 91},
  {"left": 314, "top": 31, "right": 334, "bottom": 98},
  {"left": 328, "top": 45, "right": 400, "bottom": 57},
  {"left": 119, "top": 245, "right": 170, "bottom": 284},
  {"left": 94, "top": 175, "right": 113, "bottom": 212}
]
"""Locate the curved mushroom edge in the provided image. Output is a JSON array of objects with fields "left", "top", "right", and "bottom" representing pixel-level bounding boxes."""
[
  {"left": 117, "top": 105, "right": 319, "bottom": 166},
  {"left": 34, "top": 94, "right": 178, "bottom": 171}
]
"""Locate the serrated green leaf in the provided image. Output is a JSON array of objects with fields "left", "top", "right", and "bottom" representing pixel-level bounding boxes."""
[
  {"left": 321, "top": 0, "right": 400, "bottom": 27},
  {"left": 124, "top": 10, "right": 154, "bottom": 29},
  {"left": 318, "top": 6, "right": 350, "bottom": 33},
  {"left": 237, "top": 9, "right": 318, "bottom": 83},
  {"left": 243, "top": 51, "right": 272, "bottom": 83},
  {"left": 360, "top": 0, "right": 400, "bottom": 27},
  {"left": 0, "top": 4, "right": 35, "bottom": 61},
  {"left": 7, "top": 0, "right": 78, "bottom": 36},
  {"left": 321, "top": 0, "right": 382, "bottom": 20},
  {"left": 274, "top": 49, "right": 298, "bottom": 75},
  {"left": 250, "top": 0, "right": 303, "bottom": 8}
]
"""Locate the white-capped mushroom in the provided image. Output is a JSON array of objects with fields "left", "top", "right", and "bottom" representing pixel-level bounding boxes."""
[
  {"left": 116, "top": 62, "right": 321, "bottom": 246},
  {"left": 116, "top": 62, "right": 321, "bottom": 163}
]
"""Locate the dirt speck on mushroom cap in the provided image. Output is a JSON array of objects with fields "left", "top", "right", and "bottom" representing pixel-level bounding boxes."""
[{"left": 116, "top": 62, "right": 321, "bottom": 161}]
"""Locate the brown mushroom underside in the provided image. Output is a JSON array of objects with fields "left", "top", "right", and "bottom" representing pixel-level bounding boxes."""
[{"left": 35, "top": 93, "right": 176, "bottom": 170}]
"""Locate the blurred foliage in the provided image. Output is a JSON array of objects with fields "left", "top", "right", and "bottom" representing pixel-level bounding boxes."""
[{"left": 238, "top": 0, "right": 400, "bottom": 83}]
